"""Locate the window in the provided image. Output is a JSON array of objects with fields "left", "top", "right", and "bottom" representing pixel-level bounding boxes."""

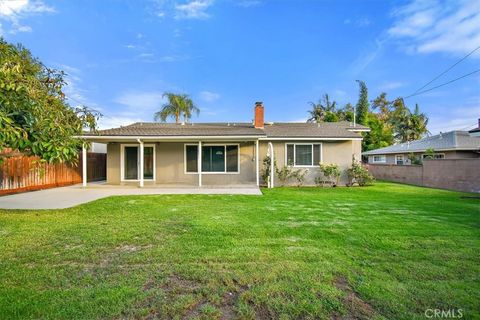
[
  {"left": 372, "top": 155, "right": 386, "bottom": 163},
  {"left": 185, "top": 145, "right": 198, "bottom": 173},
  {"left": 285, "top": 143, "right": 322, "bottom": 166},
  {"left": 185, "top": 144, "right": 239, "bottom": 173},
  {"left": 396, "top": 155, "right": 404, "bottom": 165},
  {"left": 422, "top": 153, "right": 445, "bottom": 159}
]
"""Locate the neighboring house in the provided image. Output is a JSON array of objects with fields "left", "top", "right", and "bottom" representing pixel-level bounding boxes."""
[
  {"left": 469, "top": 118, "right": 480, "bottom": 137},
  {"left": 80, "top": 102, "right": 369, "bottom": 187},
  {"left": 363, "top": 130, "right": 480, "bottom": 165}
]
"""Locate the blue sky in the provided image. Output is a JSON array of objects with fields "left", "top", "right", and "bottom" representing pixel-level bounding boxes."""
[{"left": 0, "top": 0, "right": 479, "bottom": 133}]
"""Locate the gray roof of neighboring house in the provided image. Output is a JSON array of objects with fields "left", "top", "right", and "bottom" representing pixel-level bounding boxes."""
[
  {"left": 362, "top": 131, "right": 480, "bottom": 155},
  {"left": 85, "top": 121, "right": 368, "bottom": 139}
]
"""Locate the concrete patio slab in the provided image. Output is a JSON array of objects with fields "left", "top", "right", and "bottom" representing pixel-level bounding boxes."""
[{"left": 0, "top": 184, "right": 262, "bottom": 210}]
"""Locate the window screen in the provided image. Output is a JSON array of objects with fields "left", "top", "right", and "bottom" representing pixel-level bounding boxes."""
[
  {"left": 286, "top": 144, "right": 294, "bottom": 165},
  {"left": 202, "top": 146, "right": 225, "bottom": 172},
  {"left": 295, "top": 145, "right": 313, "bottom": 166},
  {"left": 226, "top": 145, "right": 239, "bottom": 172},
  {"left": 313, "top": 144, "right": 321, "bottom": 165},
  {"left": 186, "top": 145, "right": 198, "bottom": 173}
]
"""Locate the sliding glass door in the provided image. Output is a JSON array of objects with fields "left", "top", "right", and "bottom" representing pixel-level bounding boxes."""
[
  {"left": 124, "top": 146, "right": 139, "bottom": 180},
  {"left": 122, "top": 145, "right": 155, "bottom": 181}
]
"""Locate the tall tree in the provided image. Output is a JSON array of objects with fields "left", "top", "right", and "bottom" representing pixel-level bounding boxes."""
[
  {"left": 371, "top": 92, "right": 391, "bottom": 121},
  {"left": 154, "top": 93, "right": 199, "bottom": 123},
  {"left": 0, "top": 38, "right": 100, "bottom": 164},
  {"left": 390, "top": 99, "right": 429, "bottom": 142},
  {"left": 362, "top": 113, "right": 394, "bottom": 151},
  {"left": 307, "top": 94, "right": 338, "bottom": 123},
  {"left": 355, "top": 80, "right": 369, "bottom": 125}
]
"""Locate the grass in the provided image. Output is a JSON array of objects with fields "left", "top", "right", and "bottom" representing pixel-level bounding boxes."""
[{"left": 0, "top": 182, "right": 479, "bottom": 319}]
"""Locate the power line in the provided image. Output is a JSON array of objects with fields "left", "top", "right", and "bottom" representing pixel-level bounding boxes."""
[
  {"left": 403, "top": 68, "right": 480, "bottom": 99},
  {"left": 411, "top": 45, "right": 480, "bottom": 95}
]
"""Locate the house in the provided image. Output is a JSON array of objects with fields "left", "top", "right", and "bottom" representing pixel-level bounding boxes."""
[
  {"left": 80, "top": 102, "right": 369, "bottom": 187},
  {"left": 363, "top": 130, "right": 480, "bottom": 165},
  {"left": 469, "top": 118, "right": 480, "bottom": 137}
]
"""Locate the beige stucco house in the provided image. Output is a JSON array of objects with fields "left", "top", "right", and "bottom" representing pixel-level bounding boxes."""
[
  {"left": 80, "top": 103, "right": 369, "bottom": 187},
  {"left": 363, "top": 130, "right": 480, "bottom": 165}
]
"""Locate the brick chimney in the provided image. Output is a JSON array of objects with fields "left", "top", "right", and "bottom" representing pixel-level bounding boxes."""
[{"left": 254, "top": 102, "right": 264, "bottom": 129}]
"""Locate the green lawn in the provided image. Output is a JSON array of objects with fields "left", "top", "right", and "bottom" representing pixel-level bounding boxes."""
[{"left": 0, "top": 182, "right": 479, "bottom": 319}]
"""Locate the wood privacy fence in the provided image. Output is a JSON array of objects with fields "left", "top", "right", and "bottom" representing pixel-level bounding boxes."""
[
  {"left": 0, "top": 153, "right": 106, "bottom": 195},
  {"left": 366, "top": 158, "right": 480, "bottom": 193}
]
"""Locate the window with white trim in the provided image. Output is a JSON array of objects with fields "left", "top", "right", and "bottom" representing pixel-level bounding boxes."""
[
  {"left": 396, "top": 155, "right": 404, "bottom": 165},
  {"left": 372, "top": 155, "right": 386, "bottom": 163},
  {"left": 285, "top": 143, "right": 322, "bottom": 166},
  {"left": 185, "top": 144, "right": 239, "bottom": 173}
]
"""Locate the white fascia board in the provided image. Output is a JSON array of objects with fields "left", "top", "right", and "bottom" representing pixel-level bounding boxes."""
[{"left": 77, "top": 135, "right": 265, "bottom": 141}]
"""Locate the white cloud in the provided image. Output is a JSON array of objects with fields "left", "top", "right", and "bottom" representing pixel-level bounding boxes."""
[
  {"left": 58, "top": 64, "right": 100, "bottom": 110},
  {"left": 115, "top": 91, "right": 165, "bottom": 112},
  {"left": 97, "top": 115, "right": 145, "bottom": 129},
  {"left": 175, "top": 0, "right": 213, "bottom": 19},
  {"left": 199, "top": 90, "right": 220, "bottom": 102},
  {"left": 388, "top": 0, "right": 480, "bottom": 57},
  {"left": 0, "top": 0, "right": 54, "bottom": 34}
]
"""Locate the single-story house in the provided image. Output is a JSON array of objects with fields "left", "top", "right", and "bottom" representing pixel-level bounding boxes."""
[
  {"left": 80, "top": 102, "right": 369, "bottom": 187},
  {"left": 363, "top": 130, "right": 480, "bottom": 165}
]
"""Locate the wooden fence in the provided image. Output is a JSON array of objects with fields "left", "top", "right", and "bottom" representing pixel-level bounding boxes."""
[{"left": 0, "top": 153, "right": 106, "bottom": 195}]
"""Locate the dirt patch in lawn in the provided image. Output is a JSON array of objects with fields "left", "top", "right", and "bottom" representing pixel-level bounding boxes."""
[
  {"left": 141, "top": 274, "right": 252, "bottom": 319},
  {"left": 331, "top": 277, "right": 375, "bottom": 320}
]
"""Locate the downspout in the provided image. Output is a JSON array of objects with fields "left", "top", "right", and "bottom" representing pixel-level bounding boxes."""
[{"left": 137, "top": 139, "right": 144, "bottom": 188}]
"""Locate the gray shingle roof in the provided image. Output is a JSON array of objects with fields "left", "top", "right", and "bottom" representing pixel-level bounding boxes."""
[
  {"left": 96, "top": 122, "right": 264, "bottom": 136},
  {"left": 86, "top": 121, "right": 368, "bottom": 139},
  {"left": 363, "top": 131, "right": 480, "bottom": 155},
  {"left": 262, "top": 122, "right": 367, "bottom": 138}
]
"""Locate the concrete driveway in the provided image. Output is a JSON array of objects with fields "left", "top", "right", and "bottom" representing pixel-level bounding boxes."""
[{"left": 0, "top": 184, "right": 262, "bottom": 210}]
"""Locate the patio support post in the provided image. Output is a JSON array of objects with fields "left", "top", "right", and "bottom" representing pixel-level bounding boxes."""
[
  {"left": 255, "top": 139, "right": 259, "bottom": 186},
  {"left": 82, "top": 142, "right": 87, "bottom": 187},
  {"left": 268, "top": 142, "right": 274, "bottom": 188},
  {"left": 198, "top": 141, "right": 202, "bottom": 187},
  {"left": 138, "top": 139, "right": 144, "bottom": 188}
]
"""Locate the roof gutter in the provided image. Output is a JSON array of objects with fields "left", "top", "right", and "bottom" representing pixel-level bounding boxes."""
[{"left": 76, "top": 135, "right": 266, "bottom": 140}]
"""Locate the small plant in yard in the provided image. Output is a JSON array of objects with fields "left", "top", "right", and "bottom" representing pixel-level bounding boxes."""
[
  {"left": 346, "top": 160, "right": 374, "bottom": 186},
  {"left": 291, "top": 169, "right": 308, "bottom": 187},
  {"left": 318, "top": 163, "right": 341, "bottom": 187},
  {"left": 275, "top": 164, "right": 294, "bottom": 186},
  {"left": 261, "top": 156, "right": 273, "bottom": 185},
  {"left": 275, "top": 161, "right": 308, "bottom": 186}
]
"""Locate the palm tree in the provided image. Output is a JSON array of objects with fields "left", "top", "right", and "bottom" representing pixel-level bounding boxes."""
[
  {"left": 154, "top": 93, "right": 199, "bottom": 123},
  {"left": 391, "top": 100, "right": 429, "bottom": 142},
  {"left": 307, "top": 94, "right": 337, "bottom": 123},
  {"left": 406, "top": 104, "right": 429, "bottom": 141}
]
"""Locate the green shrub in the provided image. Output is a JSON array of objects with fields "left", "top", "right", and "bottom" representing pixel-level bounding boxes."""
[
  {"left": 319, "top": 163, "right": 341, "bottom": 187},
  {"left": 291, "top": 169, "right": 308, "bottom": 187},
  {"left": 346, "top": 161, "right": 374, "bottom": 186}
]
